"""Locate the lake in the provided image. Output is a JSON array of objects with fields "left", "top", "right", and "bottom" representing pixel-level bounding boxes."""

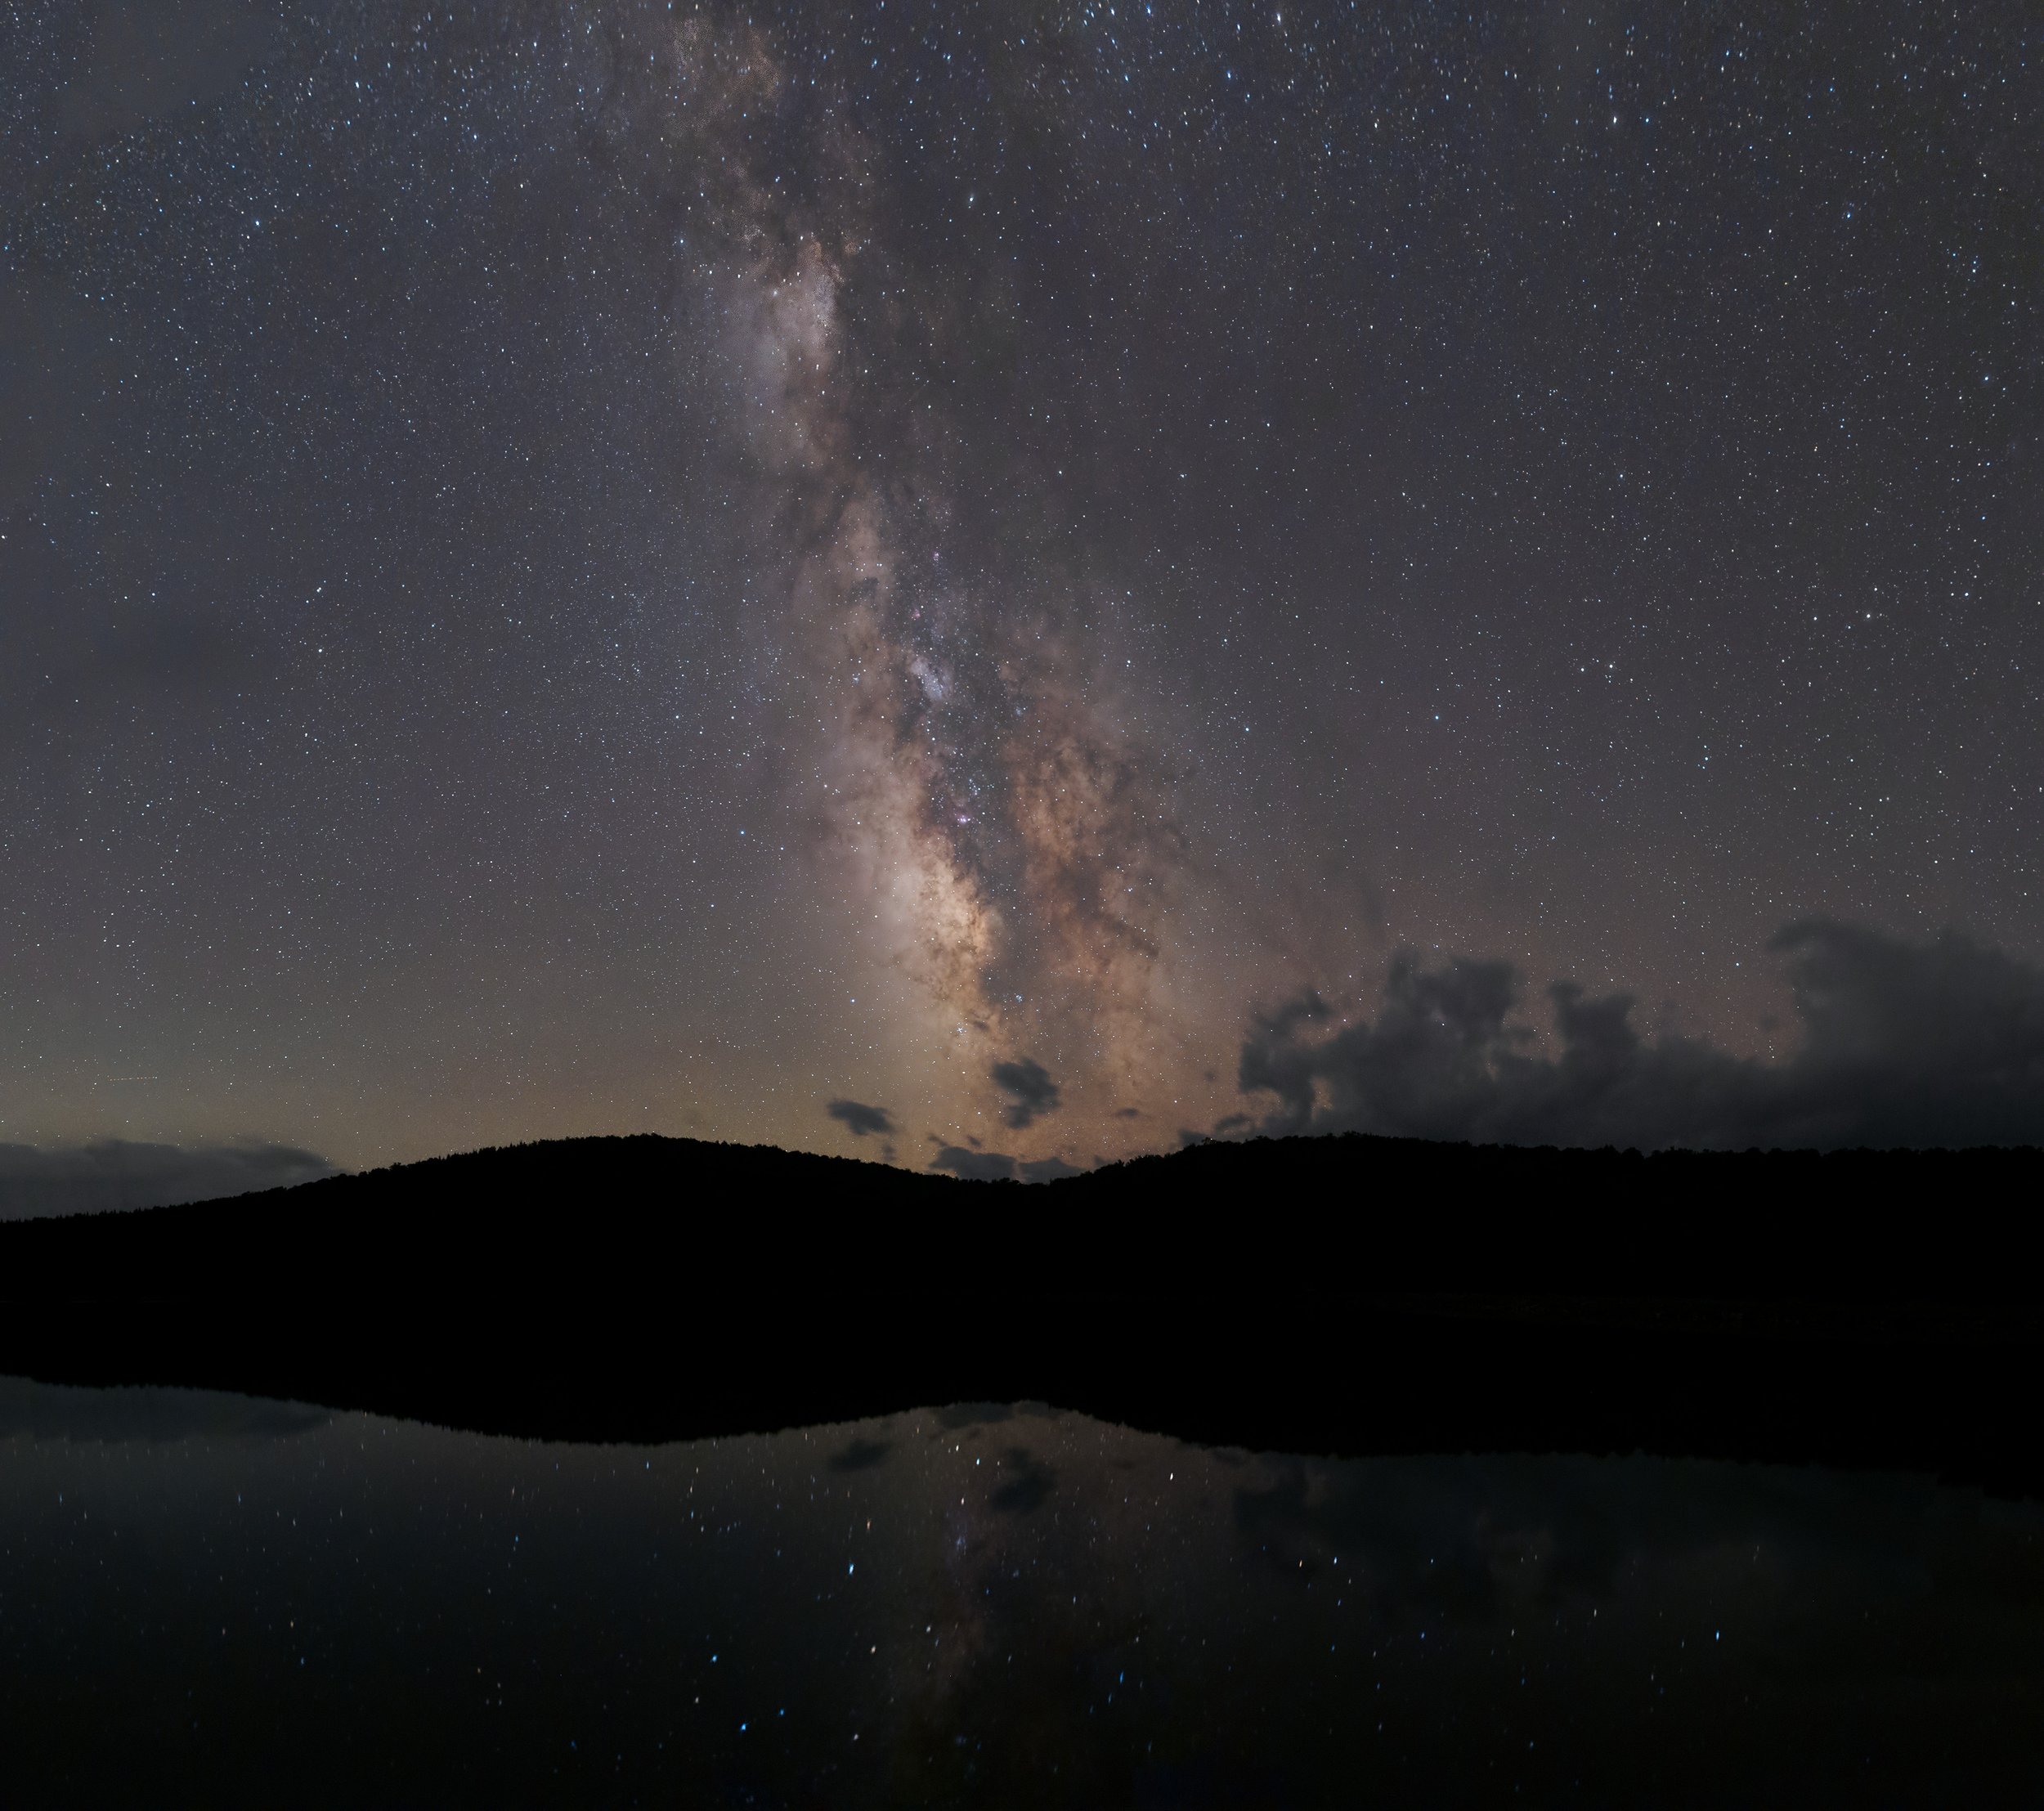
[{"left": 3, "top": 1377, "right": 2041, "bottom": 1804}]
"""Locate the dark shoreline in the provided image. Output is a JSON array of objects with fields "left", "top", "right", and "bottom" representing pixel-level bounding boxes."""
[
  {"left": 5, "top": 1133, "right": 2040, "bottom": 1492},
  {"left": 3, "top": 1292, "right": 2037, "bottom": 1495}
]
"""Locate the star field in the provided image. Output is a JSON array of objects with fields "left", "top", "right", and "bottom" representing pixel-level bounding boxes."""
[{"left": 2, "top": 1, "right": 2039, "bottom": 1176}]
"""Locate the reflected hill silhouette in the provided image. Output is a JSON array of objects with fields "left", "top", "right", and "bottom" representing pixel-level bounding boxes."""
[{"left": 2, "top": 1132, "right": 2039, "bottom": 1492}]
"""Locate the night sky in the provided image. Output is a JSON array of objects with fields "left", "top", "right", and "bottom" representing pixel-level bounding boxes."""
[{"left": 4, "top": 2, "right": 2041, "bottom": 1189}]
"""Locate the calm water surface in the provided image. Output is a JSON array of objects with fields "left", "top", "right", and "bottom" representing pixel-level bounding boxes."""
[{"left": 3, "top": 1378, "right": 2041, "bottom": 1805}]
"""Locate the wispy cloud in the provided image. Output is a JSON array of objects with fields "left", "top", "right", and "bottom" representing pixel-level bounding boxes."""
[{"left": 0, "top": 1140, "right": 338, "bottom": 1220}]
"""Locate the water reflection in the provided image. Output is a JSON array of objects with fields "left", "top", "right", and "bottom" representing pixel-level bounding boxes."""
[{"left": 3, "top": 1377, "right": 2041, "bottom": 1804}]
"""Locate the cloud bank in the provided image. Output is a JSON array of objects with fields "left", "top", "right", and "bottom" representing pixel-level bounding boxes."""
[
  {"left": 0, "top": 1141, "right": 338, "bottom": 1220},
  {"left": 1236, "top": 919, "right": 2044, "bottom": 1152}
]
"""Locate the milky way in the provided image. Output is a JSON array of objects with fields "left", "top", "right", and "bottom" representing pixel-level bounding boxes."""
[{"left": 625, "top": 12, "right": 1190, "bottom": 1096}]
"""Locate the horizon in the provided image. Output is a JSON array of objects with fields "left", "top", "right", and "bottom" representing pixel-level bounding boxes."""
[{"left": 6, "top": 1118, "right": 2041, "bottom": 1223}]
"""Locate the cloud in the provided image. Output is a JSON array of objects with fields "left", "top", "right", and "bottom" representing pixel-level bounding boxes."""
[
  {"left": 0, "top": 1377, "right": 329, "bottom": 1443},
  {"left": 988, "top": 1447, "right": 1057, "bottom": 1514},
  {"left": 928, "top": 1145, "right": 1080, "bottom": 1183},
  {"left": 1235, "top": 918, "right": 2044, "bottom": 1152},
  {"left": 930, "top": 1145, "right": 1020, "bottom": 1181},
  {"left": 0, "top": 1140, "right": 338, "bottom": 1220},
  {"left": 825, "top": 1098, "right": 896, "bottom": 1139},
  {"left": 1018, "top": 1154, "right": 1085, "bottom": 1182},
  {"left": 990, "top": 1057, "right": 1062, "bottom": 1130}
]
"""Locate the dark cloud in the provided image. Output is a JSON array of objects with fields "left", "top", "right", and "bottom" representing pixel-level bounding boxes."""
[
  {"left": 0, "top": 1141, "right": 338, "bottom": 1221},
  {"left": 1226, "top": 1450, "right": 1907, "bottom": 1627},
  {"left": 988, "top": 1446, "right": 1057, "bottom": 1515},
  {"left": 935, "top": 1402, "right": 1015, "bottom": 1429},
  {"left": 1237, "top": 919, "right": 2044, "bottom": 1152},
  {"left": 825, "top": 1098, "right": 895, "bottom": 1139},
  {"left": 927, "top": 1145, "right": 1079, "bottom": 1183},
  {"left": 1018, "top": 1154, "right": 1084, "bottom": 1182},
  {"left": 990, "top": 1057, "right": 1062, "bottom": 1130},
  {"left": 930, "top": 1145, "right": 1019, "bottom": 1182}
]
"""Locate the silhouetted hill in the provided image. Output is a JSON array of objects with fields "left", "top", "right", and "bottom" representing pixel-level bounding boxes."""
[
  {"left": 2, "top": 1132, "right": 2040, "bottom": 1492},
  {"left": 4, "top": 1129, "right": 2037, "bottom": 1297},
  {"left": 1, "top": 1134, "right": 951, "bottom": 1295}
]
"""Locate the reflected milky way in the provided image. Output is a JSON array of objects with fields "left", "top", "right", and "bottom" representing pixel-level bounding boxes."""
[{"left": 4, "top": 1381, "right": 2042, "bottom": 1804}]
